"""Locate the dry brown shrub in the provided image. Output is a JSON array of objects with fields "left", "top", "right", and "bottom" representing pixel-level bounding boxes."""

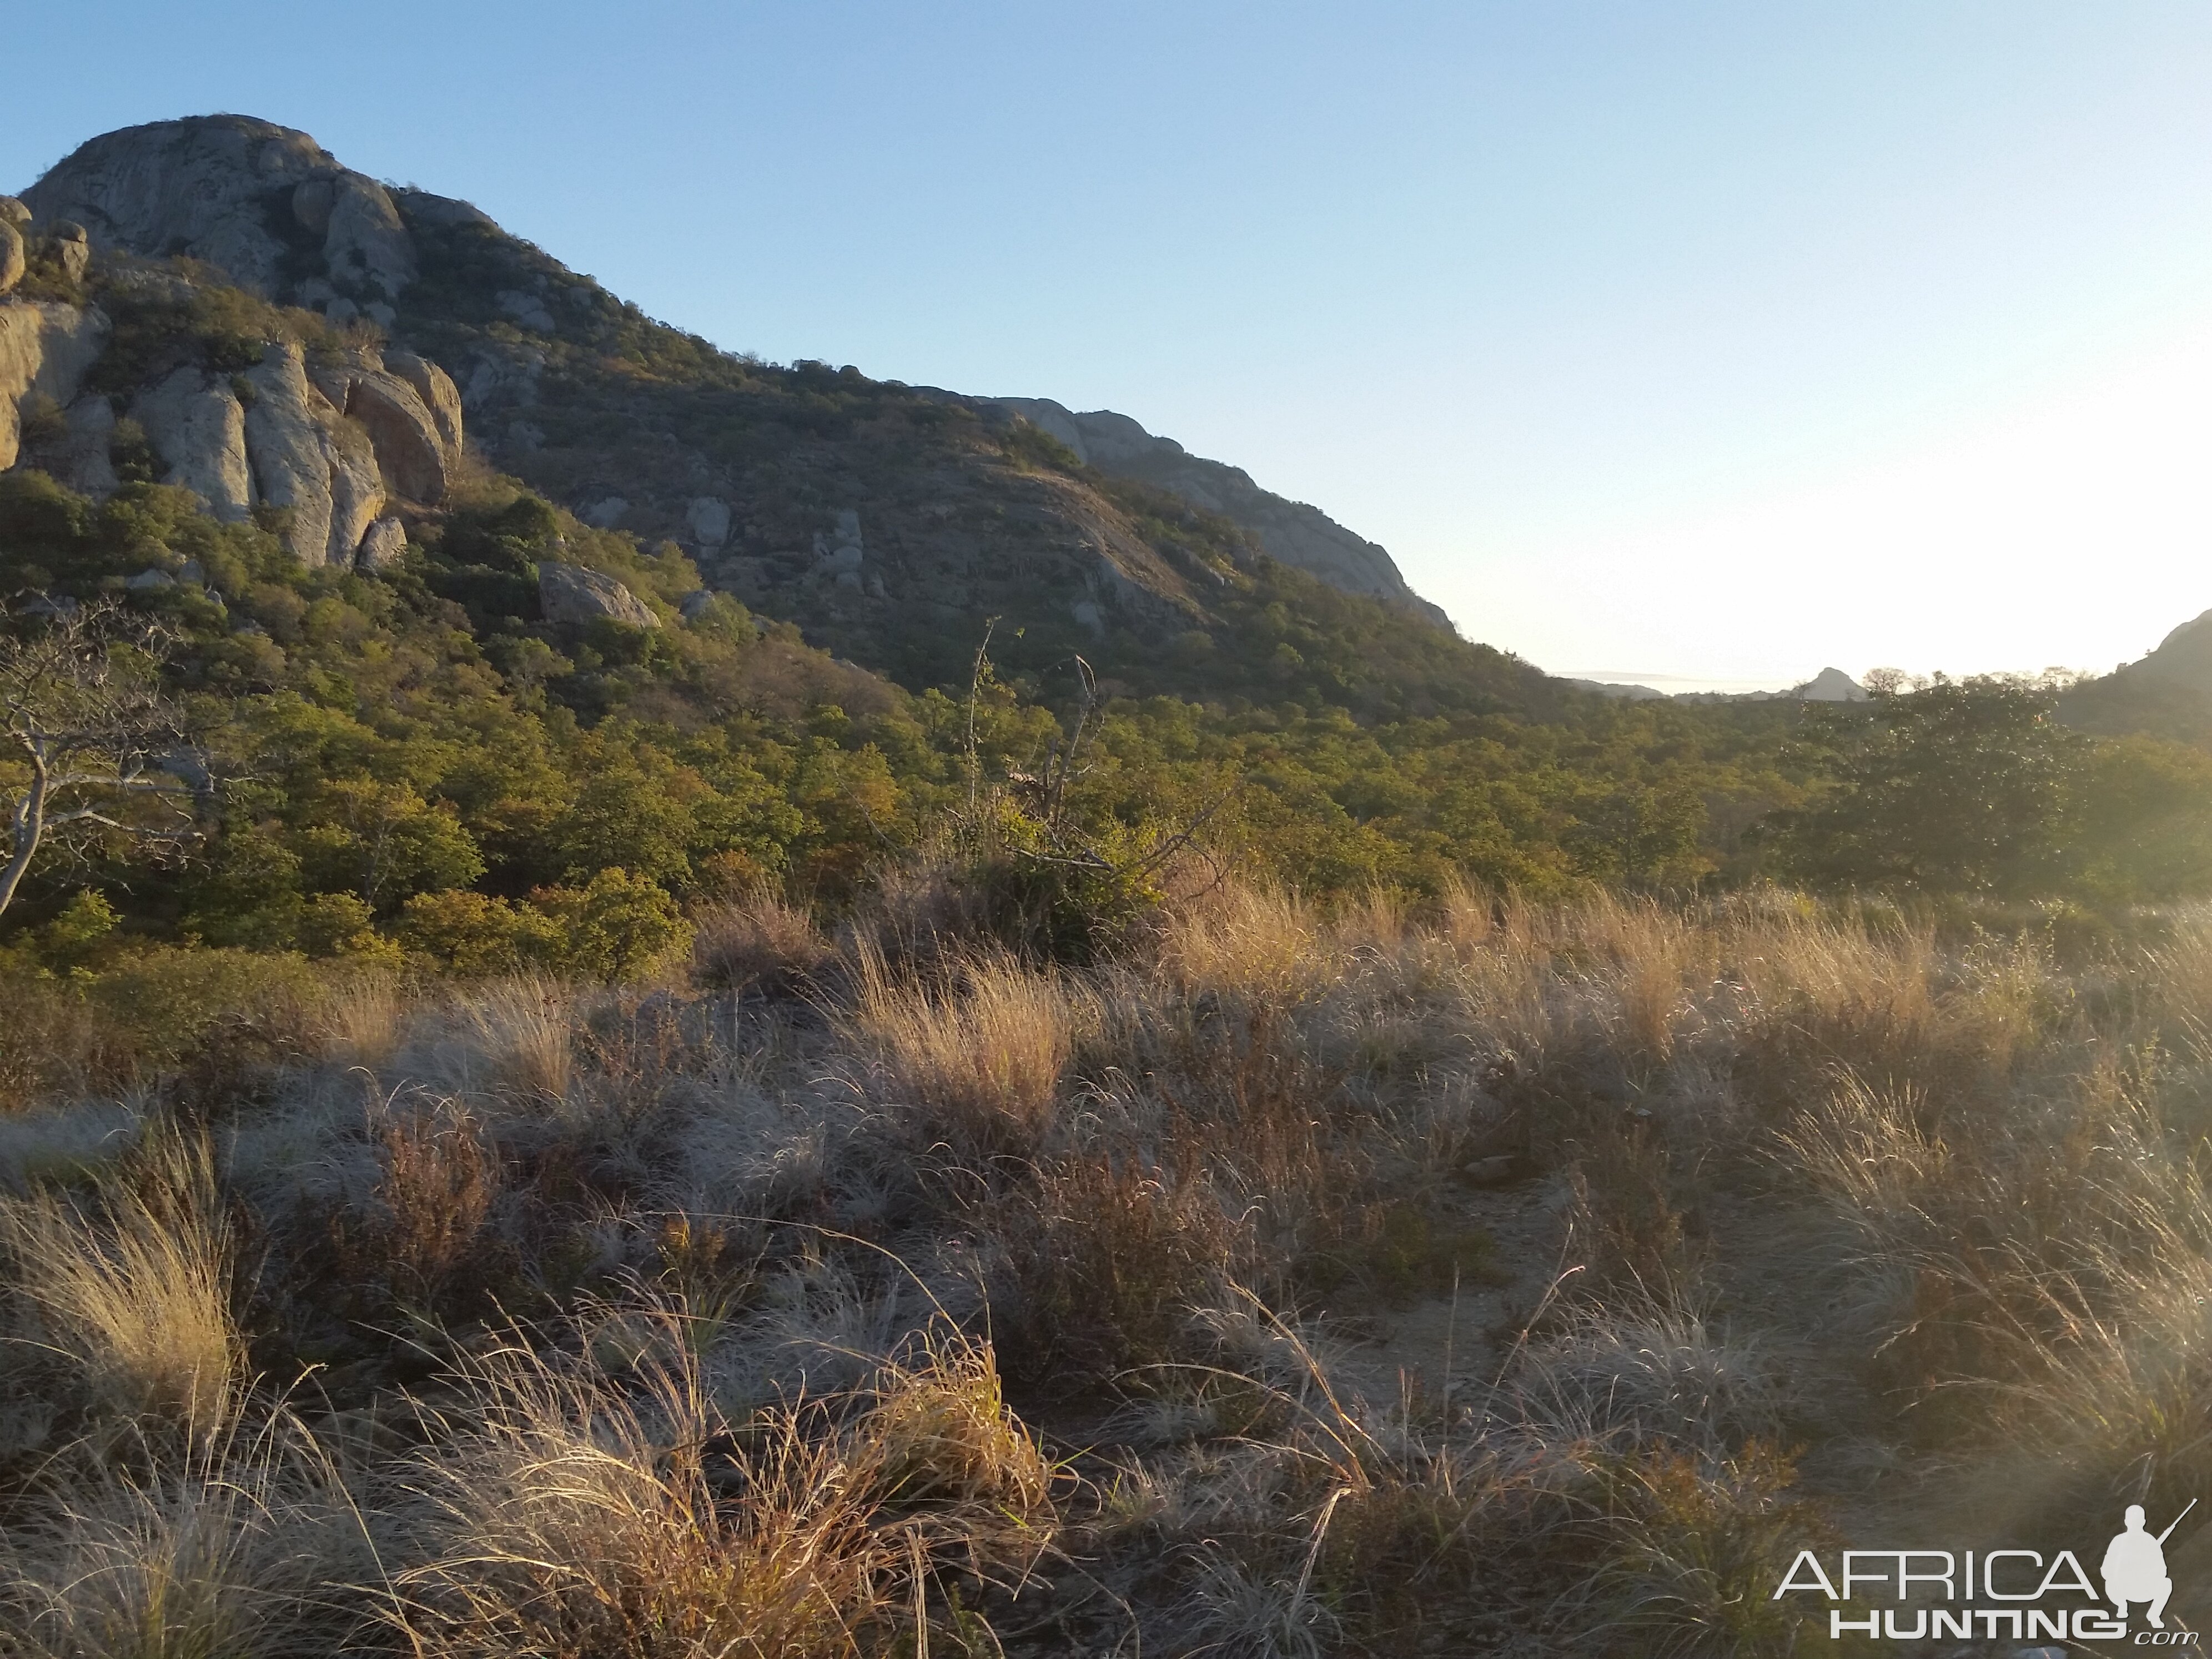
[
  {"left": 1563, "top": 1119, "right": 1706, "bottom": 1309},
  {"left": 989, "top": 1153, "right": 1245, "bottom": 1380},
  {"left": 691, "top": 892, "right": 831, "bottom": 995},
  {"left": 370, "top": 1100, "right": 504, "bottom": 1311}
]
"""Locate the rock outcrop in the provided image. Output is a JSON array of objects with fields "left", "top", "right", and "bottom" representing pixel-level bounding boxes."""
[
  {"left": 686, "top": 496, "right": 730, "bottom": 550},
  {"left": 326, "top": 366, "right": 448, "bottom": 504},
  {"left": 52, "top": 396, "right": 118, "bottom": 496},
  {"left": 0, "top": 222, "right": 21, "bottom": 295},
  {"left": 52, "top": 222, "right": 89, "bottom": 283},
  {"left": 0, "top": 301, "right": 109, "bottom": 470},
  {"left": 320, "top": 174, "right": 415, "bottom": 299},
  {"left": 10, "top": 113, "right": 1516, "bottom": 708},
  {"left": 496, "top": 289, "right": 556, "bottom": 333},
  {"left": 21, "top": 116, "right": 415, "bottom": 311},
  {"left": 240, "top": 340, "right": 385, "bottom": 566},
  {"left": 2118, "top": 610, "right": 2212, "bottom": 693},
  {"left": 977, "top": 396, "right": 1450, "bottom": 627},
  {"left": 539, "top": 562, "right": 660, "bottom": 629},
  {"left": 1793, "top": 667, "right": 1869, "bottom": 702},
  {"left": 355, "top": 515, "right": 408, "bottom": 572},
  {"left": 134, "top": 368, "right": 253, "bottom": 520},
  {"left": 385, "top": 351, "right": 464, "bottom": 452}
]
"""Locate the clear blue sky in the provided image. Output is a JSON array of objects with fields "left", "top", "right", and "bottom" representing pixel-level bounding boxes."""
[{"left": 8, "top": 2, "right": 2211, "bottom": 688}]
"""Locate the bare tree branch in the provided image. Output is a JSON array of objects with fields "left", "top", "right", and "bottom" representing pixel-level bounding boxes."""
[{"left": 1, "top": 599, "right": 201, "bottom": 922}]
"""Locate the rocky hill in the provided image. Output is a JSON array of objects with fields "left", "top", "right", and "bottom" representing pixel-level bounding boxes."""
[
  {"left": 2115, "top": 609, "right": 2212, "bottom": 692},
  {"left": 967, "top": 396, "right": 1448, "bottom": 626},
  {"left": 7, "top": 114, "right": 1517, "bottom": 717},
  {"left": 2055, "top": 607, "right": 2212, "bottom": 748}
]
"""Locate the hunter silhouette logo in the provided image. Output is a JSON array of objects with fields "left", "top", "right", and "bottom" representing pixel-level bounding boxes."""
[
  {"left": 2106, "top": 1501, "right": 2194, "bottom": 1631},
  {"left": 1774, "top": 1499, "right": 2204, "bottom": 1642}
]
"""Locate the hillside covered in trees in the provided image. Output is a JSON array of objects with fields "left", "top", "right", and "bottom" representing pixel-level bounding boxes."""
[{"left": 6, "top": 115, "right": 2212, "bottom": 991}]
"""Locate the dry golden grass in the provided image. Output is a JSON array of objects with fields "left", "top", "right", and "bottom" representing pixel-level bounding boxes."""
[
  {"left": 436, "top": 973, "right": 576, "bottom": 1105},
  {"left": 848, "top": 943, "right": 1076, "bottom": 1157},
  {"left": 13, "top": 879, "right": 2212, "bottom": 1655},
  {"left": 1155, "top": 882, "right": 1328, "bottom": 1002},
  {"left": 306, "top": 968, "right": 405, "bottom": 1072},
  {"left": 393, "top": 1309, "right": 1054, "bottom": 1659},
  {"left": 856, "top": 1327, "right": 1057, "bottom": 1512},
  {"left": 0, "top": 1410, "right": 375, "bottom": 1659},
  {"left": 2, "top": 1132, "right": 242, "bottom": 1435}
]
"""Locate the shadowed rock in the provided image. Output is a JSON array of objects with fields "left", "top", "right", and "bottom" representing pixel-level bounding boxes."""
[
  {"left": 978, "top": 395, "right": 1451, "bottom": 627},
  {"left": 52, "top": 222, "right": 90, "bottom": 283},
  {"left": 343, "top": 370, "right": 448, "bottom": 503},
  {"left": 52, "top": 396, "right": 118, "bottom": 497}
]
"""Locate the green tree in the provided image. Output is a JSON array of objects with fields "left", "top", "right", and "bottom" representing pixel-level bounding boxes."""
[
  {"left": 1761, "top": 676, "right": 2085, "bottom": 897},
  {"left": 536, "top": 867, "right": 692, "bottom": 980},
  {"left": 1565, "top": 778, "right": 1711, "bottom": 889},
  {"left": 295, "top": 777, "right": 485, "bottom": 910}
]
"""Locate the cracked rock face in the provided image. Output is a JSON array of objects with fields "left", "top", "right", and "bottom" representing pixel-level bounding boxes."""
[
  {"left": 53, "top": 223, "right": 89, "bottom": 283},
  {"left": 320, "top": 366, "right": 448, "bottom": 505},
  {"left": 134, "top": 368, "right": 253, "bottom": 521},
  {"left": 981, "top": 395, "right": 1450, "bottom": 627},
  {"left": 385, "top": 350, "right": 464, "bottom": 453},
  {"left": 53, "top": 396, "right": 118, "bottom": 497},
  {"left": 240, "top": 340, "right": 386, "bottom": 567}
]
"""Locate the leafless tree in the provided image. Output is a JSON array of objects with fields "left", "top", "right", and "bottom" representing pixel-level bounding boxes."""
[{"left": 1, "top": 600, "right": 199, "bottom": 922}]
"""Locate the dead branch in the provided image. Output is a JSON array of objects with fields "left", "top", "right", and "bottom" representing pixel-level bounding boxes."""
[{"left": 1, "top": 599, "right": 201, "bottom": 921}]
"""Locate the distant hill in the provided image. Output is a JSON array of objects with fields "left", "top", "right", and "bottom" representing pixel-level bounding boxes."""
[
  {"left": 1566, "top": 677, "right": 1668, "bottom": 701},
  {"left": 2118, "top": 609, "right": 2212, "bottom": 692},
  {"left": 2060, "top": 609, "right": 2212, "bottom": 747},
  {"left": 10, "top": 114, "right": 1524, "bottom": 718},
  {"left": 1570, "top": 667, "right": 1866, "bottom": 705}
]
